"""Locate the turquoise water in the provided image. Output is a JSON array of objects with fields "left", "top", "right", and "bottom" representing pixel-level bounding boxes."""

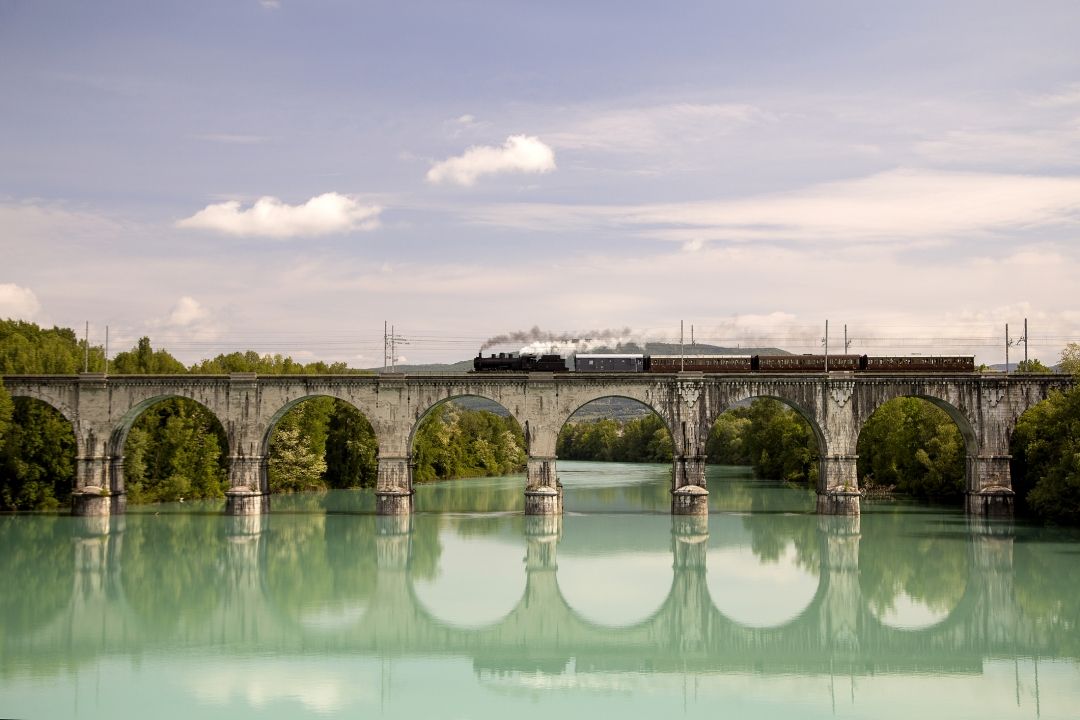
[{"left": 2, "top": 462, "right": 1080, "bottom": 719}]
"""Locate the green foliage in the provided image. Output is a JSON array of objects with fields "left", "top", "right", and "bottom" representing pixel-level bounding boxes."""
[
  {"left": 1016, "top": 358, "right": 1052, "bottom": 374},
  {"left": 1012, "top": 386, "right": 1080, "bottom": 523},
  {"left": 0, "top": 382, "right": 12, "bottom": 448},
  {"left": 858, "top": 513, "right": 969, "bottom": 618},
  {"left": 324, "top": 402, "right": 379, "bottom": 489},
  {"left": 1059, "top": 343, "right": 1080, "bottom": 376},
  {"left": 557, "top": 414, "right": 673, "bottom": 463},
  {"left": 0, "top": 398, "right": 76, "bottom": 510},
  {"left": 190, "top": 351, "right": 359, "bottom": 375},
  {"left": 412, "top": 404, "right": 526, "bottom": 482},
  {"left": 123, "top": 398, "right": 229, "bottom": 504},
  {"left": 267, "top": 398, "right": 379, "bottom": 493},
  {"left": 857, "top": 398, "right": 965, "bottom": 498},
  {"left": 706, "top": 411, "right": 753, "bottom": 465},
  {"left": 707, "top": 400, "right": 819, "bottom": 483},
  {"left": 0, "top": 319, "right": 104, "bottom": 373},
  {"left": 110, "top": 337, "right": 186, "bottom": 374}
]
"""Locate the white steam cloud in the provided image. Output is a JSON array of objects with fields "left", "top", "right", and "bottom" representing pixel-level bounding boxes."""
[
  {"left": 427, "top": 135, "right": 556, "bottom": 186},
  {"left": 177, "top": 192, "right": 382, "bottom": 238},
  {"left": 481, "top": 326, "right": 643, "bottom": 355}
]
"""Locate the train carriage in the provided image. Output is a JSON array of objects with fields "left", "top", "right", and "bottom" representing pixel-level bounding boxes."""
[
  {"left": 753, "top": 354, "right": 863, "bottom": 373},
  {"left": 647, "top": 354, "right": 753, "bottom": 373},
  {"left": 574, "top": 354, "right": 646, "bottom": 372},
  {"left": 863, "top": 355, "right": 975, "bottom": 373}
]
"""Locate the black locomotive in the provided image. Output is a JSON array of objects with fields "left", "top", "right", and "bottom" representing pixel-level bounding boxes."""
[{"left": 473, "top": 352, "right": 975, "bottom": 374}]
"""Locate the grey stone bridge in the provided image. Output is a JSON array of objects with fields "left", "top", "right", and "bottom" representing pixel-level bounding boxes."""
[
  {"left": 1, "top": 371, "right": 1071, "bottom": 516},
  {"left": 5, "top": 513, "right": 1067, "bottom": 679}
]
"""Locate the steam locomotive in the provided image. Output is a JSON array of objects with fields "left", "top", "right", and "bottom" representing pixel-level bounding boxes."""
[{"left": 472, "top": 352, "right": 976, "bottom": 374}]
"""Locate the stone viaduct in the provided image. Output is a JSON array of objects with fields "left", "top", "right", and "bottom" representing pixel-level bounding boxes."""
[{"left": 1, "top": 371, "right": 1071, "bottom": 517}]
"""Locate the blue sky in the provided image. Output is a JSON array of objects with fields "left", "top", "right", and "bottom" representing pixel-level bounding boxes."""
[{"left": 2, "top": 0, "right": 1079, "bottom": 365}]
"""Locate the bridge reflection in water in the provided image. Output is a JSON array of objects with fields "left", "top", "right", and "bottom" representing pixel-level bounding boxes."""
[{"left": 4, "top": 504, "right": 1074, "bottom": 685}]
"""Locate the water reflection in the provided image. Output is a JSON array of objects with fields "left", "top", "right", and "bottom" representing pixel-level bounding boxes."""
[{"left": 2, "top": 465, "right": 1080, "bottom": 719}]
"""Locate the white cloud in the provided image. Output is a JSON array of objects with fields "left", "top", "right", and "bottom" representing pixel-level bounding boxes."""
[
  {"left": 1031, "top": 82, "right": 1080, "bottom": 108},
  {"left": 546, "top": 102, "right": 767, "bottom": 152},
  {"left": 464, "top": 169, "right": 1080, "bottom": 245},
  {"left": 0, "top": 283, "right": 41, "bottom": 320},
  {"left": 177, "top": 193, "right": 382, "bottom": 238},
  {"left": 167, "top": 296, "right": 208, "bottom": 326},
  {"left": 426, "top": 135, "right": 556, "bottom": 186}
]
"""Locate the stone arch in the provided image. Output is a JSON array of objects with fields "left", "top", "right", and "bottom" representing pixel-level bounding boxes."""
[
  {"left": 259, "top": 393, "right": 379, "bottom": 458},
  {"left": 557, "top": 390, "right": 673, "bottom": 459},
  {"left": 406, "top": 395, "right": 527, "bottom": 496},
  {"left": 3, "top": 394, "right": 80, "bottom": 500},
  {"left": 555, "top": 387, "right": 673, "bottom": 438},
  {"left": 853, "top": 391, "right": 974, "bottom": 503},
  {"left": 856, "top": 388, "right": 978, "bottom": 456},
  {"left": 4, "top": 387, "right": 79, "bottom": 442},
  {"left": 709, "top": 383, "right": 826, "bottom": 449},
  {"left": 706, "top": 393, "right": 827, "bottom": 467},
  {"left": 108, "top": 394, "right": 231, "bottom": 497},
  {"left": 407, "top": 393, "right": 528, "bottom": 459},
  {"left": 109, "top": 394, "right": 230, "bottom": 458}
]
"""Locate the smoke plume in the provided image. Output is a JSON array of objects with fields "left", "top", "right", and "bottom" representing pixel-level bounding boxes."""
[{"left": 480, "top": 326, "right": 642, "bottom": 354}]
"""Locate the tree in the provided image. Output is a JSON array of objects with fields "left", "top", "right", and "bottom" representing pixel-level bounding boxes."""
[
  {"left": 1060, "top": 343, "right": 1080, "bottom": 375},
  {"left": 857, "top": 398, "right": 965, "bottom": 498},
  {"left": 1012, "top": 386, "right": 1080, "bottom": 523},
  {"left": 122, "top": 398, "right": 228, "bottom": 503},
  {"left": 111, "top": 337, "right": 186, "bottom": 374},
  {"left": 0, "top": 399, "right": 77, "bottom": 510},
  {"left": 0, "top": 382, "right": 12, "bottom": 447},
  {"left": 1016, "top": 358, "right": 1052, "bottom": 374},
  {"left": 268, "top": 421, "right": 328, "bottom": 493},
  {"left": 324, "top": 402, "right": 379, "bottom": 488}
]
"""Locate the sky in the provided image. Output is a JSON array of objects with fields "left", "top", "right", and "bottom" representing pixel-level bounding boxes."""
[{"left": 2, "top": 0, "right": 1080, "bottom": 366}]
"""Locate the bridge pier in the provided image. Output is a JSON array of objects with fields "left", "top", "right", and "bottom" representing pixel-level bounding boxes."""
[
  {"left": 525, "top": 456, "right": 562, "bottom": 515},
  {"left": 965, "top": 454, "right": 1015, "bottom": 517},
  {"left": 818, "top": 515, "right": 862, "bottom": 653},
  {"left": 72, "top": 454, "right": 122, "bottom": 516},
  {"left": 669, "top": 515, "right": 710, "bottom": 653},
  {"left": 225, "top": 454, "right": 269, "bottom": 515},
  {"left": 672, "top": 454, "right": 709, "bottom": 515},
  {"left": 816, "top": 454, "right": 861, "bottom": 515},
  {"left": 375, "top": 456, "right": 414, "bottom": 515}
]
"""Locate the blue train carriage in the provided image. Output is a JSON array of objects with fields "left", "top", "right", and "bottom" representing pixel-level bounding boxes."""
[
  {"left": 647, "top": 354, "right": 753, "bottom": 373},
  {"left": 574, "top": 354, "right": 646, "bottom": 372},
  {"left": 753, "top": 354, "right": 863, "bottom": 373},
  {"left": 863, "top": 355, "right": 975, "bottom": 373}
]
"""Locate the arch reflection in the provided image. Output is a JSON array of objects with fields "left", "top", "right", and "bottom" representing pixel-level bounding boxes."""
[
  {"left": 9, "top": 506, "right": 1079, "bottom": 684},
  {"left": 411, "top": 515, "right": 526, "bottom": 629}
]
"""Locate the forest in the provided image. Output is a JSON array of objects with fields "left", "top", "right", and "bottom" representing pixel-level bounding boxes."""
[{"left": 1, "top": 318, "right": 1079, "bottom": 522}]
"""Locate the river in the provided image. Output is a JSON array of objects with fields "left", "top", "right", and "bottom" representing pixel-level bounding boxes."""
[{"left": 2, "top": 461, "right": 1079, "bottom": 719}]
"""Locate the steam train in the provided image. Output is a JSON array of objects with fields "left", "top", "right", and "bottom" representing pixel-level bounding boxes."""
[{"left": 472, "top": 352, "right": 976, "bottom": 374}]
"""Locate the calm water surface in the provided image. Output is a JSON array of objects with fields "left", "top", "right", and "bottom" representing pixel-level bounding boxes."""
[{"left": 2, "top": 462, "right": 1080, "bottom": 719}]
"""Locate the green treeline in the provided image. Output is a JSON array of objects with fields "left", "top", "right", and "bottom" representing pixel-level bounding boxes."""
[{"left": 557, "top": 415, "right": 673, "bottom": 463}]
